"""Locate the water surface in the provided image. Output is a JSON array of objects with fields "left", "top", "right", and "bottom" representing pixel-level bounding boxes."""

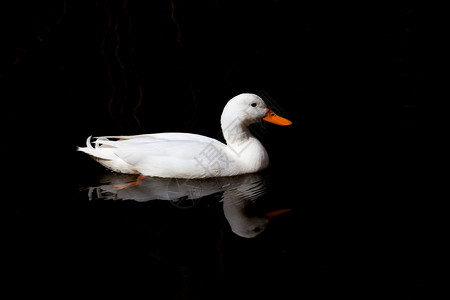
[{"left": 83, "top": 163, "right": 429, "bottom": 299}]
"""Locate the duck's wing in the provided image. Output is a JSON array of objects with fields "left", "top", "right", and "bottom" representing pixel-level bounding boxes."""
[
  {"left": 97, "top": 132, "right": 217, "bottom": 144},
  {"left": 94, "top": 133, "right": 234, "bottom": 178}
]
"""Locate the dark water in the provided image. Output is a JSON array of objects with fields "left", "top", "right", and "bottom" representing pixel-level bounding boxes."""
[
  {"left": 4, "top": 1, "right": 439, "bottom": 298},
  {"left": 79, "top": 141, "right": 432, "bottom": 299}
]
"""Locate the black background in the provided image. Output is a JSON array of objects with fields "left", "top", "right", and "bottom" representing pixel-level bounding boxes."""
[
  {"left": 2, "top": 1, "right": 442, "bottom": 299},
  {"left": 2, "top": 1, "right": 440, "bottom": 145}
]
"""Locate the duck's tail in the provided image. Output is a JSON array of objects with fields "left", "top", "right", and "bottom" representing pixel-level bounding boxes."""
[
  {"left": 77, "top": 136, "right": 116, "bottom": 160},
  {"left": 77, "top": 136, "right": 138, "bottom": 174}
]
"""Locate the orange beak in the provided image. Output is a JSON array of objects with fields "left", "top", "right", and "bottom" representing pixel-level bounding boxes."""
[
  {"left": 263, "top": 109, "right": 292, "bottom": 126},
  {"left": 265, "top": 208, "right": 292, "bottom": 219}
]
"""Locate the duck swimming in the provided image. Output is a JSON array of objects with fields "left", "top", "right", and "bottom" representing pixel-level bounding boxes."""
[{"left": 78, "top": 93, "right": 292, "bottom": 178}]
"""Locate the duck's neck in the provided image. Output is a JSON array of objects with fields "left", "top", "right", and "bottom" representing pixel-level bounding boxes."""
[
  {"left": 221, "top": 116, "right": 253, "bottom": 148},
  {"left": 221, "top": 114, "right": 269, "bottom": 172}
]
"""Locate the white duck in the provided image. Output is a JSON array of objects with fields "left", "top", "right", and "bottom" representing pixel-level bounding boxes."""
[{"left": 78, "top": 93, "right": 292, "bottom": 178}]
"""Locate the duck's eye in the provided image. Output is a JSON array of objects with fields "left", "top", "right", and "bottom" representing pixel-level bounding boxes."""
[{"left": 251, "top": 103, "right": 257, "bottom": 107}]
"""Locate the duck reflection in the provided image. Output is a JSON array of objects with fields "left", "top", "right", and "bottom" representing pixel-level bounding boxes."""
[{"left": 86, "top": 172, "right": 291, "bottom": 238}]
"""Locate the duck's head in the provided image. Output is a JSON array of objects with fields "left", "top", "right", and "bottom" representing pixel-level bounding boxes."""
[{"left": 221, "top": 93, "right": 292, "bottom": 128}]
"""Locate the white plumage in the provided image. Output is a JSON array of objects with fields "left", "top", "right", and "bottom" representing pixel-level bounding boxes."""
[{"left": 78, "top": 93, "right": 291, "bottom": 178}]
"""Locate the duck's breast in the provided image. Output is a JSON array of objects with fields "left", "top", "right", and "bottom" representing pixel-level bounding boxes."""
[{"left": 224, "top": 137, "right": 269, "bottom": 174}]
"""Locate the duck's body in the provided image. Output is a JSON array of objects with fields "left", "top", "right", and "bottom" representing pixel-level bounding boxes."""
[
  {"left": 81, "top": 132, "right": 267, "bottom": 178},
  {"left": 78, "top": 93, "right": 291, "bottom": 178}
]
